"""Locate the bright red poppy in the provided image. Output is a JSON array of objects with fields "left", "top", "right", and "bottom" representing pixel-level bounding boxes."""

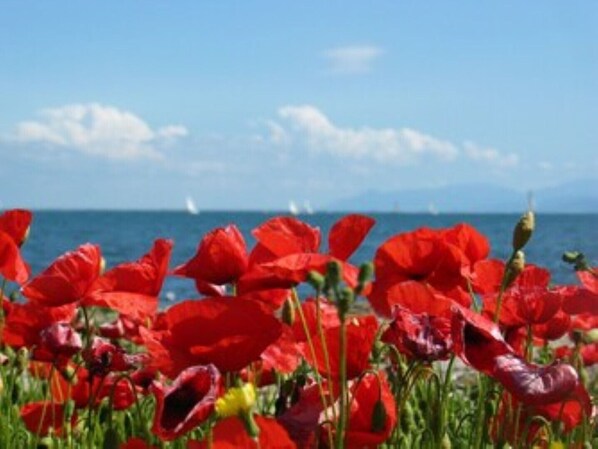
[
  {"left": 143, "top": 297, "right": 282, "bottom": 377},
  {"left": 20, "top": 401, "right": 75, "bottom": 436},
  {"left": 151, "top": 364, "right": 223, "bottom": 441},
  {"left": 85, "top": 239, "right": 172, "bottom": 321},
  {"left": 22, "top": 243, "right": 103, "bottom": 306},
  {"left": 343, "top": 372, "right": 397, "bottom": 449},
  {"left": 327, "top": 214, "right": 376, "bottom": 261},
  {"left": 368, "top": 224, "right": 487, "bottom": 317},
  {"left": 302, "top": 314, "right": 378, "bottom": 380},
  {"left": 187, "top": 415, "right": 297, "bottom": 449},
  {"left": 382, "top": 305, "right": 452, "bottom": 361},
  {"left": 174, "top": 225, "right": 248, "bottom": 293},
  {"left": 0, "top": 209, "right": 32, "bottom": 246},
  {"left": 0, "top": 230, "right": 30, "bottom": 284},
  {"left": 3, "top": 301, "right": 77, "bottom": 350}
]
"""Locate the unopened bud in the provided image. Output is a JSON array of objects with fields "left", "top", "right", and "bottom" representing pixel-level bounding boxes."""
[
  {"left": 337, "top": 287, "right": 354, "bottom": 319},
  {"left": 441, "top": 433, "right": 452, "bottom": 449},
  {"left": 355, "top": 262, "right": 374, "bottom": 295},
  {"left": 512, "top": 211, "right": 534, "bottom": 251},
  {"left": 326, "top": 261, "right": 342, "bottom": 288},
  {"left": 281, "top": 297, "right": 295, "bottom": 325},
  {"left": 306, "top": 271, "right": 325, "bottom": 291},
  {"left": 585, "top": 329, "right": 598, "bottom": 344},
  {"left": 505, "top": 251, "right": 525, "bottom": 287},
  {"left": 371, "top": 399, "right": 387, "bottom": 433}
]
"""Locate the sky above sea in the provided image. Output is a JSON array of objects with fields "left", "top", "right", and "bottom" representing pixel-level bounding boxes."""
[{"left": 0, "top": 1, "right": 596, "bottom": 210}]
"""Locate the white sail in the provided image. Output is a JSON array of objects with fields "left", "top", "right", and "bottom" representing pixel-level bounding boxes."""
[
  {"left": 303, "top": 200, "right": 314, "bottom": 215},
  {"left": 288, "top": 200, "right": 300, "bottom": 216},
  {"left": 428, "top": 202, "right": 439, "bottom": 216},
  {"left": 186, "top": 196, "right": 199, "bottom": 215}
]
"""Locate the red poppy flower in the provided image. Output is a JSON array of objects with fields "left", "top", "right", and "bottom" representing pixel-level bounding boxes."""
[
  {"left": 3, "top": 301, "right": 77, "bottom": 350},
  {"left": 0, "top": 230, "right": 30, "bottom": 284},
  {"left": 258, "top": 325, "right": 301, "bottom": 376},
  {"left": 20, "top": 401, "right": 75, "bottom": 436},
  {"left": 187, "top": 415, "right": 297, "bottom": 449},
  {"left": 83, "top": 337, "right": 138, "bottom": 377},
  {"left": 174, "top": 225, "right": 248, "bottom": 291},
  {"left": 250, "top": 217, "right": 321, "bottom": 265},
  {"left": 22, "top": 243, "right": 102, "bottom": 307},
  {"left": 328, "top": 214, "right": 375, "bottom": 261},
  {"left": 151, "top": 364, "right": 222, "bottom": 441},
  {"left": 368, "top": 224, "right": 486, "bottom": 317},
  {"left": 85, "top": 239, "right": 172, "bottom": 321},
  {"left": 555, "top": 343, "right": 598, "bottom": 367},
  {"left": 302, "top": 314, "right": 378, "bottom": 380},
  {"left": 0, "top": 209, "right": 32, "bottom": 247},
  {"left": 34, "top": 322, "right": 82, "bottom": 364},
  {"left": 382, "top": 305, "right": 452, "bottom": 361},
  {"left": 452, "top": 307, "right": 581, "bottom": 406},
  {"left": 343, "top": 372, "right": 397, "bottom": 449},
  {"left": 577, "top": 268, "right": 598, "bottom": 293},
  {"left": 532, "top": 309, "right": 571, "bottom": 341},
  {"left": 559, "top": 284, "right": 598, "bottom": 316},
  {"left": 291, "top": 298, "right": 340, "bottom": 343},
  {"left": 99, "top": 315, "right": 144, "bottom": 343},
  {"left": 471, "top": 259, "right": 505, "bottom": 294},
  {"left": 483, "top": 265, "right": 561, "bottom": 327},
  {"left": 143, "top": 298, "right": 282, "bottom": 377}
]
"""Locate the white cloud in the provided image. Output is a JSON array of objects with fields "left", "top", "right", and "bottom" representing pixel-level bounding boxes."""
[
  {"left": 323, "top": 45, "right": 384, "bottom": 74},
  {"left": 276, "top": 105, "right": 459, "bottom": 163},
  {"left": 12, "top": 103, "right": 188, "bottom": 160},
  {"left": 463, "top": 141, "right": 519, "bottom": 168}
]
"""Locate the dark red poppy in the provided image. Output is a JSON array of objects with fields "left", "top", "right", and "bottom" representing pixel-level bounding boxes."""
[
  {"left": 452, "top": 307, "right": 581, "bottom": 406},
  {"left": 382, "top": 305, "right": 452, "bottom": 361},
  {"left": 84, "top": 239, "right": 172, "bottom": 321},
  {"left": 532, "top": 309, "right": 571, "bottom": 341},
  {"left": 174, "top": 225, "right": 248, "bottom": 292},
  {"left": 151, "top": 364, "right": 222, "bottom": 441},
  {"left": 34, "top": 322, "right": 82, "bottom": 364},
  {"left": 0, "top": 209, "right": 32, "bottom": 247},
  {"left": 559, "top": 284, "right": 598, "bottom": 316},
  {"left": 0, "top": 230, "right": 30, "bottom": 284},
  {"left": 187, "top": 415, "right": 297, "bottom": 449},
  {"left": 302, "top": 314, "right": 378, "bottom": 380},
  {"left": 343, "top": 372, "right": 397, "bottom": 449},
  {"left": 83, "top": 337, "right": 139, "bottom": 377},
  {"left": 22, "top": 243, "right": 102, "bottom": 307},
  {"left": 328, "top": 214, "right": 375, "bottom": 261},
  {"left": 20, "top": 401, "right": 75, "bottom": 436},
  {"left": 143, "top": 298, "right": 282, "bottom": 377}
]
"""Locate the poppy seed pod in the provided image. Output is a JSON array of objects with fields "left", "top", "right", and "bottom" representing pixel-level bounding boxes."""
[
  {"left": 306, "top": 270, "right": 325, "bottom": 291},
  {"left": 281, "top": 297, "right": 295, "bottom": 325},
  {"left": 512, "top": 211, "right": 534, "bottom": 251},
  {"left": 326, "top": 260, "right": 342, "bottom": 288},
  {"left": 505, "top": 251, "right": 525, "bottom": 287}
]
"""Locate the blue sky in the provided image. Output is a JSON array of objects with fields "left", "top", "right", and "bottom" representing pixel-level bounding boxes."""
[{"left": 1, "top": 1, "right": 596, "bottom": 210}]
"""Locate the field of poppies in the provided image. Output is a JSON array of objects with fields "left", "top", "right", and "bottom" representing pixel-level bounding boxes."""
[{"left": 0, "top": 209, "right": 595, "bottom": 448}]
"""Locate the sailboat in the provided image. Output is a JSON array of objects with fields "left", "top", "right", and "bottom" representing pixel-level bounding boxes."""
[
  {"left": 427, "top": 202, "right": 439, "bottom": 216},
  {"left": 303, "top": 200, "right": 314, "bottom": 215},
  {"left": 186, "top": 196, "right": 199, "bottom": 215},
  {"left": 288, "top": 200, "right": 300, "bottom": 216}
]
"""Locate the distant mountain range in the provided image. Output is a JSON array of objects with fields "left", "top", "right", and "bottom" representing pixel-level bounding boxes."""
[{"left": 329, "top": 180, "right": 598, "bottom": 213}]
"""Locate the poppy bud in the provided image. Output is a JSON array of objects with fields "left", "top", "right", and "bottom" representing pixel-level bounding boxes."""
[
  {"left": 326, "top": 261, "right": 342, "bottom": 288},
  {"left": 355, "top": 262, "right": 374, "bottom": 295},
  {"left": 63, "top": 400, "right": 75, "bottom": 421},
  {"left": 512, "top": 211, "right": 534, "bottom": 251},
  {"left": 441, "top": 433, "right": 451, "bottom": 449},
  {"left": 281, "top": 297, "right": 295, "bottom": 325},
  {"left": 306, "top": 271, "right": 325, "bottom": 291},
  {"left": 9, "top": 290, "right": 19, "bottom": 302},
  {"left": 102, "top": 427, "right": 120, "bottom": 449},
  {"left": 370, "top": 399, "right": 387, "bottom": 433},
  {"left": 586, "top": 329, "right": 598, "bottom": 344},
  {"left": 337, "top": 287, "right": 354, "bottom": 320},
  {"left": 504, "top": 251, "right": 525, "bottom": 287}
]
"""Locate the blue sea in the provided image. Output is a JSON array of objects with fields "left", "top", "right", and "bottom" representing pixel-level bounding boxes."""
[{"left": 19, "top": 212, "right": 598, "bottom": 305}]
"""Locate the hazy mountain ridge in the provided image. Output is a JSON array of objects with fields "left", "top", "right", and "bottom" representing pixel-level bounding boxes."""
[{"left": 329, "top": 180, "right": 598, "bottom": 213}]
